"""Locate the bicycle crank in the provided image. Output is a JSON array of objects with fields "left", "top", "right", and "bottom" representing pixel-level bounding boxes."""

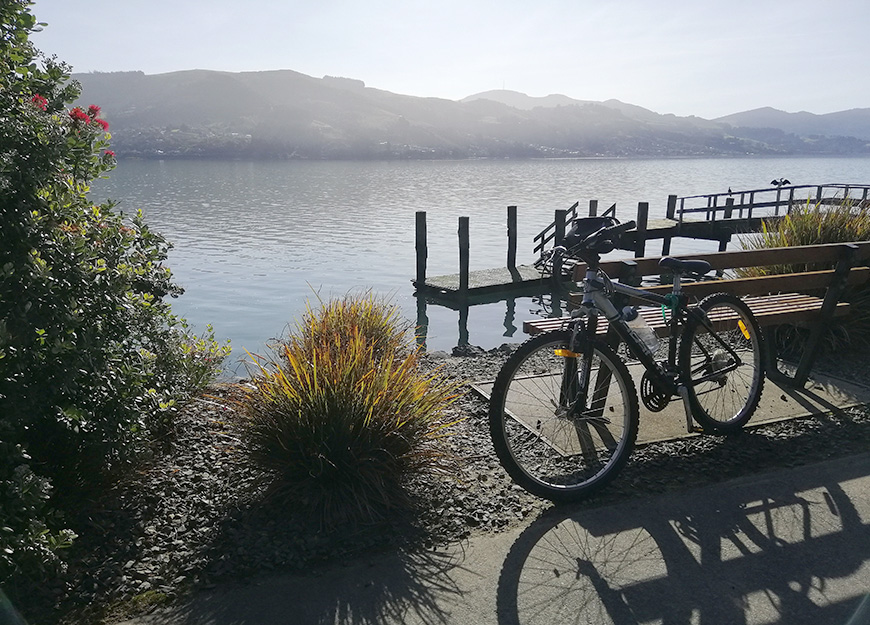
[{"left": 641, "top": 370, "right": 671, "bottom": 412}]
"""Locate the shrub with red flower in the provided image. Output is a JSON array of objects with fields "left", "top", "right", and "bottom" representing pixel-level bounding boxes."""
[
  {"left": 68, "top": 105, "right": 110, "bottom": 132},
  {"left": 31, "top": 94, "right": 47, "bottom": 110},
  {"left": 69, "top": 107, "right": 89, "bottom": 123}
]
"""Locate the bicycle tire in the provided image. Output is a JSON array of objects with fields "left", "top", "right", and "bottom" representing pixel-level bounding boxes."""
[
  {"left": 488, "top": 330, "right": 639, "bottom": 502},
  {"left": 678, "top": 292, "right": 765, "bottom": 434}
]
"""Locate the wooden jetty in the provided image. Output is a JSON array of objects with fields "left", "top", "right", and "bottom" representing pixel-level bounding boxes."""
[{"left": 412, "top": 183, "right": 870, "bottom": 304}]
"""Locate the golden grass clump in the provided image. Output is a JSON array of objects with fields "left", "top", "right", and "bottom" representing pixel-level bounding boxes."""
[
  {"left": 737, "top": 197, "right": 870, "bottom": 351},
  {"left": 738, "top": 197, "right": 870, "bottom": 277},
  {"left": 237, "top": 293, "right": 461, "bottom": 526}
]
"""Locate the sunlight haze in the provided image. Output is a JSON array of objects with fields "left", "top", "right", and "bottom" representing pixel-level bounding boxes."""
[{"left": 29, "top": 0, "right": 870, "bottom": 119}]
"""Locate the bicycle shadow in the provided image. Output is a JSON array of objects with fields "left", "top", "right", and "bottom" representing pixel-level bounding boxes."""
[{"left": 496, "top": 454, "right": 870, "bottom": 625}]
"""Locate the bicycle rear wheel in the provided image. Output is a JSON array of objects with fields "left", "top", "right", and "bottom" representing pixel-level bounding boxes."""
[
  {"left": 679, "top": 292, "right": 765, "bottom": 434},
  {"left": 488, "top": 330, "right": 639, "bottom": 502}
]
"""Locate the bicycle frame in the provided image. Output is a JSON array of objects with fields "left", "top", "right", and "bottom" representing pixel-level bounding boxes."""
[{"left": 568, "top": 265, "right": 749, "bottom": 432}]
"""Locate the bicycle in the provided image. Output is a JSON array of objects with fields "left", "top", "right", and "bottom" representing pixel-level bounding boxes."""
[{"left": 488, "top": 216, "right": 765, "bottom": 502}]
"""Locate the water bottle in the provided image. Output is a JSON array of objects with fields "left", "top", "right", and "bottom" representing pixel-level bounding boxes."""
[{"left": 622, "top": 306, "right": 659, "bottom": 353}]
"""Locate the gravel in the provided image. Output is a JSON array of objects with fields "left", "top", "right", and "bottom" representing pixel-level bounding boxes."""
[{"left": 20, "top": 343, "right": 870, "bottom": 625}]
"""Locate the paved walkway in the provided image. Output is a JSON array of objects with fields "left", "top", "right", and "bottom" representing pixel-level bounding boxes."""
[
  {"left": 118, "top": 451, "right": 870, "bottom": 625},
  {"left": 473, "top": 365, "right": 870, "bottom": 445}
]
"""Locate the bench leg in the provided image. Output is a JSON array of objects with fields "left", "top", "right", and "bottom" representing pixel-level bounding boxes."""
[
  {"left": 763, "top": 327, "right": 806, "bottom": 389},
  {"left": 764, "top": 244, "right": 858, "bottom": 389}
]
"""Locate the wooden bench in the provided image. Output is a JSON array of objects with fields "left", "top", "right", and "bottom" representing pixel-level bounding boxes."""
[{"left": 523, "top": 241, "right": 870, "bottom": 388}]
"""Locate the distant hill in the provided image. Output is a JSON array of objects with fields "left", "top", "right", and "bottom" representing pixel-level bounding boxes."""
[
  {"left": 71, "top": 71, "right": 870, "bottom": 159},
  {"left": 715, "top": 107, "right": 870, "bottom": 141}
]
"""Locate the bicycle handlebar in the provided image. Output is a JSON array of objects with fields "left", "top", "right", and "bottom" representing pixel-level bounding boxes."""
[{"left": 580, "top": 219, "right": 637, "bottom": 248}]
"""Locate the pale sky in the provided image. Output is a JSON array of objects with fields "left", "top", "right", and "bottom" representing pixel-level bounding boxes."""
[{"left": 29, "top": 0, "right": 869, "bottom": 119}]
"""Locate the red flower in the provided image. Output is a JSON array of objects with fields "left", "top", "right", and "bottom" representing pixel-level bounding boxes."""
[
  {"left": 88, "top": 104, "right": 101, "bottom": 117},
  {"left": 104, "top": 150, "right": 115, "bottom": 158},
  {"left": 31, "top": 94, "right": 48, "bottom": 110},
  {"left": 94, "top": 118, "right": 110, "bottom": 131},
  {"left": 69, "top": 107, "right": 90, "bottom": 122}
]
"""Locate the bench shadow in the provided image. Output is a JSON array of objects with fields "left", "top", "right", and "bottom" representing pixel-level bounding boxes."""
[{"left": 496, "top": 455, "right": 870, "bottom": 625}]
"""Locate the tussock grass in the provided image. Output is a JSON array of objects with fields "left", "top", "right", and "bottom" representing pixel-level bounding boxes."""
[
  {"left": 738, "top": 198, "right": 870, "bottom": 352},
  {"left": 237, "top": 293, "right": 461, "bottom": 526}
]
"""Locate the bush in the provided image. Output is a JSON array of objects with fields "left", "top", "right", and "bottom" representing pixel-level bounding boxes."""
[
  {"left": 0, "top": 0, "right": 229, "bottom": 593},
  {"left": 0, "top": 422, "right": 76, "bottom": 588},
  {"left": 238, "top": 294, "right": 460, "bottom": 526},
  {"left": 737, "top": 198, "right": 870, "bottom": 351},
  {"left": 737, "top": 198, "right": 870, "bottom": 276}
]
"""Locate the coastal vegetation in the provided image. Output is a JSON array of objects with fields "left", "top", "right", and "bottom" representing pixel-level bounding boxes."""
[
  {"left": 738, "top": 198, "right": 870, "bottom": 349},
  {"left": 238, "top": 293, "right": 460, "bottom": 527},
  {"left": 0, "top": 0, "right": 228, "bottom": 609}
]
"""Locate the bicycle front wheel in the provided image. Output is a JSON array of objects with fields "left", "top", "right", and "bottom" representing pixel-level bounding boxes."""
[
  {"left": 488, "top": 330, "right": 639, "bottom": 502},
  {"left": 679, "top": 292, "right": 765, "bottom": 434}
]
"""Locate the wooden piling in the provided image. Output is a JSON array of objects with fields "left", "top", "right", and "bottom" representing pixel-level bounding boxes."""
[
  {"left": 662, "top": 195, "right": 677, "bottom": 255},
  {"left": 415, "top": 211, "right": 427, "bottom": 284},
  {"left": 666, "top": 195, "right": 677, "bottom": 220},
  {"left": 507, "top": 205, "right": 517, "bottom": 269},
  {"left": 588, "top": 199, "right": 598, "bottom": 217},
  {"left": 635, "top": 202, "right": 649, "bottom": 258},
  {"left": 718, "top": 198, "right": 735, "bottom": 253},
  {"left": 554, "top": 209, "right": 567, "bottom": 246},
  {"left": 553, "top": 209, "right": 567, "bottom": 280},
  {"left": 458, "top": 216, "right": 470, "bottom": 292}
]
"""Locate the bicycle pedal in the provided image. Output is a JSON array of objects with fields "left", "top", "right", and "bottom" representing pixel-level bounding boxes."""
[{"left": 690, "top": 425, "right": 706, "bottom": 434}]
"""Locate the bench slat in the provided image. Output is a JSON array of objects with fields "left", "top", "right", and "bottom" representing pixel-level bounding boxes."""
[
  {"left": 523, "top": 294, "right": 850, "bottom": 336},
  {"left": 571, "top": 241, "right": 870, "bottom": 281},
  {"left": 566, "top": 268, "right": 870, "bottom": 306}
]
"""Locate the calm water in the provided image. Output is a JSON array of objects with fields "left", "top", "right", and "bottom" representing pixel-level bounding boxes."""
[{"left": 89, "top": 157, "right": 870, "bottom": 374}]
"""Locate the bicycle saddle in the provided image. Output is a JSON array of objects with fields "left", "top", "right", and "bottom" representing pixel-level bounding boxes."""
[{"left": 658, "top": 257, "right": 712, "bottom": 276}]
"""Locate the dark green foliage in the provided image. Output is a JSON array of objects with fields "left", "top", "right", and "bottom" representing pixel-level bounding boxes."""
[
  {"left": 239, "top": 294, "right": 460, "bottom": 527},
  {"left": 0, "top": 0, "right": 229, "bottom": 596}
]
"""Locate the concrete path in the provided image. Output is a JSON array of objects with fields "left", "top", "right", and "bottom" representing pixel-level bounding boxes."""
[
  {"left": 119, "top": 452, "right": 870, "bottom": 625},
  {"left": 473, "top": 365, "right": 870, "bottom": 446}
]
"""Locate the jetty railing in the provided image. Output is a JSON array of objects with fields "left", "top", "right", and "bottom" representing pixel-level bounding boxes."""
[
  {"left": 677, "top": 183, "right": 870, "bottom": 225},
  {"left": 532, "top": 201, "right": 580, "bottom": 257}
]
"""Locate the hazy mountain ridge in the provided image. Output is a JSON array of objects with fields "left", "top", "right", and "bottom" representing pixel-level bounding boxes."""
[
  {"left": 72, "top": 70, "right": 870, "bottom": 159},
  {"left": 715, "top": 107, "right": 870, "bottom": 141}
]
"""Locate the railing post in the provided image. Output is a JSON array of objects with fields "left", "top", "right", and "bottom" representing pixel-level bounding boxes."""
[
  {"left": 635, "top": 202, "right": 649, "bottom": 258},
  {"left": 458, "top": 216, "right": 469, "bottom": 292},
  {"left": 507, "top": 205, "right": 517, "bottom": 269},
  {"left": 415, "top": 211, "right": 427, "bottom": 285},
  {"left": 588, "top": 199, "right": 598, "bottom": 217}
]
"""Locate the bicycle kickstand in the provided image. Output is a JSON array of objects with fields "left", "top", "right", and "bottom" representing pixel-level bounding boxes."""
[{"left": 676, "top": 384, "right": 700, "bottom": 433}]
